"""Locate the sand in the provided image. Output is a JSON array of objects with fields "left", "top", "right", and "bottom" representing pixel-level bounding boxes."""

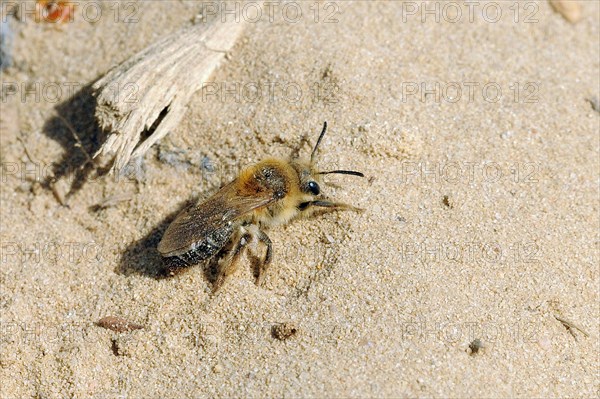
[{"left": 0, "top": 1, "right": 598, "bottom": 397}]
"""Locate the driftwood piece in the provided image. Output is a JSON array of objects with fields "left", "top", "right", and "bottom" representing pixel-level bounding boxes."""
[
  {"left": 549, "top": 0, "right": 582, "bottom": 23},
  {"left": 93, "top": 19, "right": 246, "bottom": 173}
]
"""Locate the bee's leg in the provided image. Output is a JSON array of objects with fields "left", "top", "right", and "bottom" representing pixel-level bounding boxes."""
[
  {"left": 254, "top": 229, "right": 272, "bottom": 287},
  {"left": 300, "top": 200, "right": 364, "bottom": 213},
  {"left": 245, "top": 224, "right": 273, "bottom": 286},
  {"left": 213, "top": 230, "right": 250, "bottom": 292}
]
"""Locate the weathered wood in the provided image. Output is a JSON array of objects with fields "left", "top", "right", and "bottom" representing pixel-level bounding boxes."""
[
  {"left": 549, "top": 0, "right": 582, "bottom": 23},
  {"left": 93, "top": 19, "right": 246, "bottom": 174}
]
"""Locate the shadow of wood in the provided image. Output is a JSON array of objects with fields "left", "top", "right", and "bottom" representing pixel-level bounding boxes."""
[{"left": 41, "top": 83, "right": 107, "bottom": 198}]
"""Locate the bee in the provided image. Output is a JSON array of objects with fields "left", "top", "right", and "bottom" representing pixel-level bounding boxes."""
[{"left": 157, "top": 122, "right": 364, "bottom": 291}]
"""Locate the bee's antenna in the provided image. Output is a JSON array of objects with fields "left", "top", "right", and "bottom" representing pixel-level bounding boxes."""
[
  {"left": 310, "top": 121, "right": 328, "bottom": 163},
  {"left": 318, "top": 170, "right": 365, "bottom": 177}
]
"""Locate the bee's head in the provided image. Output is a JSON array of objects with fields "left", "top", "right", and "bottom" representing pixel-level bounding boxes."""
[
  {"left": 295, "top": 165, "right": 323, "bottom": 197},
  {"left": 294, "top": 121, "right": 364, "bottom": 199}
]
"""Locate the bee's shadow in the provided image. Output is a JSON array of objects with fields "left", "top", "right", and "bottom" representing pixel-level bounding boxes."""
[
  {"left": 115, "top": 208, "right": 179, "bottom": 278},
  {"left": 115, "top": 199, "right": 219, "bottom": 284}
]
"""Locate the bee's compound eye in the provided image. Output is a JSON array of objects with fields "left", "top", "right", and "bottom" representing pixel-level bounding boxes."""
[{"left": 307, "top": 181, "right": 320, "bottom": 195}]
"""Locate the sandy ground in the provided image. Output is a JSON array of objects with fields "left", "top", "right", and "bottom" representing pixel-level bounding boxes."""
[{"left": 0, "top": 1, "right": 598, "bottom": 398}]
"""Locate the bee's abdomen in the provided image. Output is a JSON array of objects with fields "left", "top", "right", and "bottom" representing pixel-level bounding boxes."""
[{"left": 161, "top": 223, "right": 235, "bottom": 268}]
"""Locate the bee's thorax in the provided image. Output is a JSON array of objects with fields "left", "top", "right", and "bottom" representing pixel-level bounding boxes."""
[{"left": 237, "top": 158, "right": 320, "bottom": 227}]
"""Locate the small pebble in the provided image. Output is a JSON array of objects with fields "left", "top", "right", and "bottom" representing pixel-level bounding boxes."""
[
  {"left": 0, "top": 19, "right": 14, "bottom": 70},
  {"left": 272, "top": 322, "right": 298, "bottom": 340},
  {"left": 442, "top": 195, "right": 452, "bottom": 208},
  {"left": 586, "top": 96, "right": 599, "bottom": 113},
  {"left": 500, "top": 131, "right": 513, "bottom": 139},
  {"left": 96, "top": 316, "right": 144, "bottom": 332},
  {"left": 468, "top": 338, "right": 484, "bottom": 355},
  {"left": 538, "top": 335, "right": 552, "bottom": 351}
]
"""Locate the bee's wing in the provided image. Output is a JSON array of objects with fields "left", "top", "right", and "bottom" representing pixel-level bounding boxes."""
[{"left": 157, "top": 182, "right": 278, "bottom": 256}]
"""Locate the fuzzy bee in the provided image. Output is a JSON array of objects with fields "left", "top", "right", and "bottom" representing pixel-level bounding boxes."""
[{"left": 157, "top": 122, "right": 364, "bottom": 291}]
